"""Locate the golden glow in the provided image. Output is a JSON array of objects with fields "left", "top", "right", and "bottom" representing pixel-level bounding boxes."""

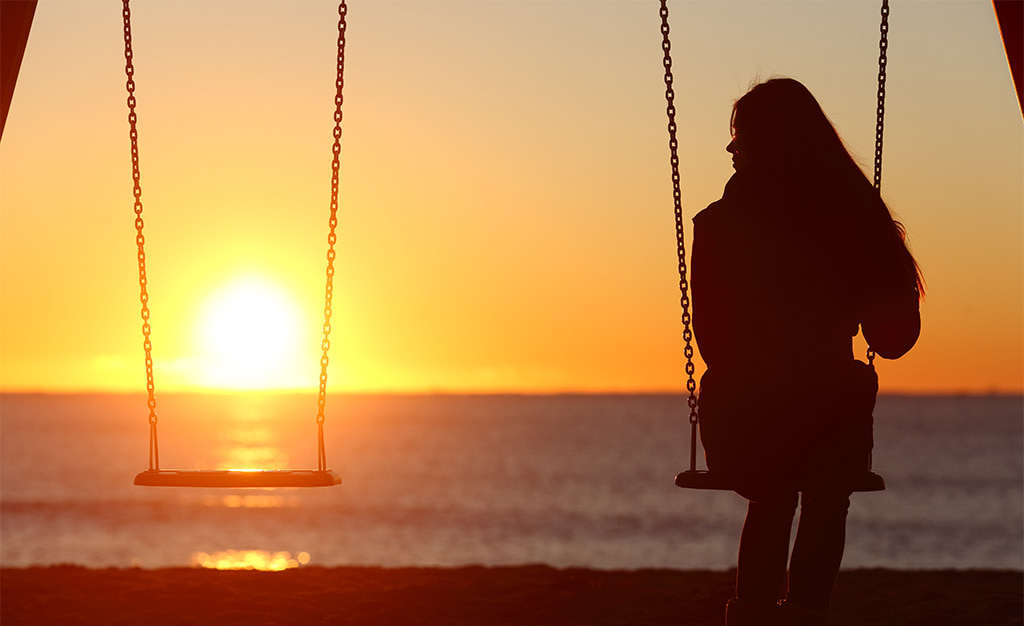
[
  {"left": 190, "top": 550, "right": 311, "bottom": 571},
  {"left": 194, "top": 275, "right": 312, "bottom": 390},
  {"left": 0, "top": 2, "right": 1020, "bottom": 395}
]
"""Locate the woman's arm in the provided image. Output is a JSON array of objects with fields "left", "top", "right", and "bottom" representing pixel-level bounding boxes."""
[{"left": 691, "top": 208, "right": 744, "bottom": 368}]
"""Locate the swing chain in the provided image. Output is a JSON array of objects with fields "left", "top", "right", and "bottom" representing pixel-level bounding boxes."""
[
  {"left": 873, "top": 0, "right": 888, "bottom": 191},
  {"left": 659, "top": 0, "right": 698, "bottom": 429},
  {"left": 867, "top": 0, "right": 889, "bottom": 367},
  {"left": 316, "top": 1, "right": 347, "bottom": 470},
  {"left": 122, "top": 0, "right": 159, "bottom": 471}
]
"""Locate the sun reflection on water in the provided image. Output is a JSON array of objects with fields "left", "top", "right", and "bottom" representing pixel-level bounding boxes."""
[
  {"left": 201, "top": 494, "right": 301, "bottom": 508},
  {"left": 167, "top": 394, "right": 317, "bottom": 473},
  {"left": 190, "top": 550, "right": 311, "bottom": 571},
  {"left": 216, "top": 442, "right": 290, "bottom": 470},
  {"left": 214, "top": 399, "right": 292, "bottom": 471}
]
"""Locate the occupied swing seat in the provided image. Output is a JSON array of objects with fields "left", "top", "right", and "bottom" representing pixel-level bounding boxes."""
[{"left": 675, "top": 469, "right": 885, "bottom": 492}]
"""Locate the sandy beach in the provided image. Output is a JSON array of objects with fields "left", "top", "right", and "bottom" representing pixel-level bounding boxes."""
[{"left": 2, "top": 565, "right": 1020, "bottom": 625}]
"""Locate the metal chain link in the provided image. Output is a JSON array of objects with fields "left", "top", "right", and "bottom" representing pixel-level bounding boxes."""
[
  {"left": 659, "top": 0, "right": 699, "bottom": 471},
  {"left": 873, "top": 0, "right": 889, "bottom": 191},
  {"left": 316, "top": 1, "right": 347, "bottom": 471},
  {"left": 122, "top": 0, "right": 159, "bottom": 471},
  {"left": 867, "top": 0, "right": 889, "bottom": 367}
]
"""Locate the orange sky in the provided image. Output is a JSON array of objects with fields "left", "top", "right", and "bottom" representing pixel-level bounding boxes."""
[{"left": 1, "top": 0, "right": 1021, "bottom": 394}]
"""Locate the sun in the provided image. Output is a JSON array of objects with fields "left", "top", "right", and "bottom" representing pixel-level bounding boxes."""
[{"left": 194, "top": 275, "right": 312, "bottom": 390}]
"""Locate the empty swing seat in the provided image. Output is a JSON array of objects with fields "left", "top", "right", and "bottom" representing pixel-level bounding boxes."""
[{"left": 134, "top": 469, "right": 342, "bottom": 488}]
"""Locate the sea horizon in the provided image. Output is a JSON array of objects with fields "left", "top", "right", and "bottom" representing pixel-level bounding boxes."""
[{"left": 2, "top": 393, "right": 1021, "bottom": 572}]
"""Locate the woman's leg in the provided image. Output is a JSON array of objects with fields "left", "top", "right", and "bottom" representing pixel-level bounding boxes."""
[
  {"left": 786, "top": 490, "right": 852, "bottom": 611},
  {"left": 734, "top": 490, "right": 799, "bottom": 604}
]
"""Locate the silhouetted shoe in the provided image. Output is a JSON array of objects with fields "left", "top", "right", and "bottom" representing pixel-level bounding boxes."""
[
  {"left": 725, "top": 598, "right": 781, "bottom": 625},
  {"left": 778, "top": 600, "right": 829, "bottom": 626}
]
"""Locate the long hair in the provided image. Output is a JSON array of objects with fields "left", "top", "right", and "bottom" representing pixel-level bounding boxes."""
[{"left": 731, "top": 78, "right": 924, "bottom": 297}]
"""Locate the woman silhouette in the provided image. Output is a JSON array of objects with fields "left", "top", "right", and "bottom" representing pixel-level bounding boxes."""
[{"left": 691, "top": 78, "right": 922, "bottom": 626}]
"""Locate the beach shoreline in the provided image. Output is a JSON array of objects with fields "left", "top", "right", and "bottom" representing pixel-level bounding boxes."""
[{"left": 2, "top": 565, "right": 1020, "bottom": 625}]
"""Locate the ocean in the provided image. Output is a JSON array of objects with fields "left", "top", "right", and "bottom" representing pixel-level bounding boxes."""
[{"left": 1, "top": 393, "right": 1021, "bottom": 571}]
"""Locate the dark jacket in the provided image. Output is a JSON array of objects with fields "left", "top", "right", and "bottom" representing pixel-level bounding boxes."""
[{"left": 691, "top": 169, "right": 920, "bottom": 489}]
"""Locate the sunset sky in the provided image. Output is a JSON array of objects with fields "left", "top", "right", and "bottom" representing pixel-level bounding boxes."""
[{"left": 1, "top": 0, "right": 1020, "bottom": 394}]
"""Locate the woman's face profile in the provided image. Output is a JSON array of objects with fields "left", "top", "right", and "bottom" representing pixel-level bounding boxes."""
[{"left": 726, "top": 134, "right": 748, "bottom": 171}]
